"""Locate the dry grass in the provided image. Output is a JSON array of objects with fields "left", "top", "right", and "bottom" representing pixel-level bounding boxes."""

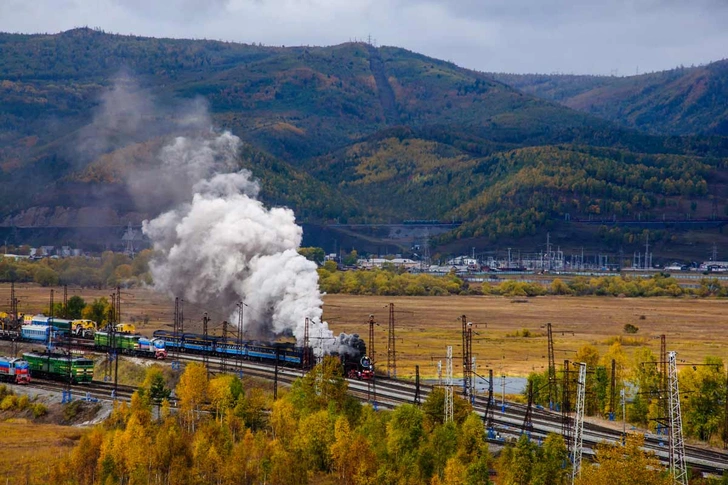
[
  {"left": 321, "top": 294, "right": 728, "bottom": 378},
  {"left": 0, "top": 421, "right": 81, "bottom": 483},
  {"left": 3, "top": 284, "right": 728, "bottom": 378}
]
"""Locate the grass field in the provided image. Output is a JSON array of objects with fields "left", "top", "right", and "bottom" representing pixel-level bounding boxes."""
[
  {"left": 0, "top": 421, "right": 80, "bottom": 483},
  {"left": 2, "top": 283, "right": 728, "bottom": 378}
]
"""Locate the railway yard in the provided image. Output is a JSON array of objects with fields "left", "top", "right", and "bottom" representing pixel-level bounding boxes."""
[{"left": 2, "top": 282, "right": 728, "bottom": 478}]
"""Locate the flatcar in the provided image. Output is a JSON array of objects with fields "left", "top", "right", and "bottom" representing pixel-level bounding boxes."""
[
  {"left": 23, "top": 351, "right": 94, "bottom": 383},
  {"left": 0, "top": 356, "right": 30, "bottom": 384}
]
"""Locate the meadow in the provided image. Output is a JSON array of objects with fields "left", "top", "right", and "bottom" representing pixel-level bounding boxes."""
[{"left": 2, "top": 283, "right": 728, "bottom": 377}]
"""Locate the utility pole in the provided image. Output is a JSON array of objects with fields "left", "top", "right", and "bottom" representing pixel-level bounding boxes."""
[
  {"left": 562, "top": 360, "right": 572, "bottom": 450},
  {"left": 303, "top": 317, "right": 311, "bottom": 370},
  {"left": 64, "top": 284, "right": 72, "bottom": 403},
  {"left": 237, "top": 301, "right": 245, "bottom": 374},
  {"left": 571, "top": 363, "right": 587, "bottom": 485},
  {"left": 660, "top": 334, "right": 669, "bottom": 437},
  {"left": 414, "top": 365, "right": 421, "bottom": 405},
  {"left": 609, "top": 358, "right": 616, "bottom": 421},
  {"left": 668, "top": 351, "right": 688, "bottom": 485},
  {"left": 221, "top": 320, "right": 228, "bottom": 374},
  {"left": 547, "top": 322, "right": 556, "bottom": 409},
  {"left": 172, "top": 297, "right": 180, "bottom": 371},
  {"left": 368, "top": 314, "right": 376, "bottom": 364},
  {"left": 522, "top": 379, "right": 534, "bottom": 436},
  {"left": 274, "top": 348, "right": 279, "bottom": 400},
  {"left": 461, "top": 315, "right": 473, "bottom": 402},
  {"left": 387, "top": 303, "right": 396, "bottom": 378},
  {"left": 114, "top": 287, "right": 120, "bottom": 398},
  {"left": 368, "top": 314, "right": 377, "bottom": 407},
  {"left": 202, "top": 313, "right": 210, "bottom": 378},
  {"left": 485, "top": 369, "right": 494, "bottom": 428},
  {"left": 444, "top": 346, "right": 454, "bottom": 423},
  {"left": 62, "top": 284, "right": 68, "bottom": 319}
]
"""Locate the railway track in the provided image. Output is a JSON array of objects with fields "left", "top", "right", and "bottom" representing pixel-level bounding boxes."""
[
  {"left": 22, "top": 378, "right": 135, "bottom": 402},
  {"left": 171, "top": 353, "right": 728, "bottom": 475}
]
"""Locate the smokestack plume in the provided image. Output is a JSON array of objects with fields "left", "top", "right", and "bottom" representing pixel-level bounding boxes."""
[{"left": 142, "top": 131, "right": 332, "bottom": 346}]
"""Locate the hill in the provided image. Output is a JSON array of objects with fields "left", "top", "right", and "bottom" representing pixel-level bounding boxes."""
[
  {"left": 1, "top": 28, "right": 727, "bottom": 253},
  {"left": 488, "top": 59, "right": 728, "bottom": 136}
]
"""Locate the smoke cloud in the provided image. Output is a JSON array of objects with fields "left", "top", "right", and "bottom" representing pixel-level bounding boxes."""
[{"left": 142, "top": 130, "right": 337, "bottom": 348}]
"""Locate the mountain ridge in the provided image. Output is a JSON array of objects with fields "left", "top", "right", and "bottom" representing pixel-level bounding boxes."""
[{"left": 0, "top": 28, "right": 727, "bottom": 253}]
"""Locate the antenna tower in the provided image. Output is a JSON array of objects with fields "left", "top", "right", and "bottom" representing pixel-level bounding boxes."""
[
  {"left": 668, "top": 351, "right": 688, "bottom": 485},
  {"left": 444, "top": 346, "right": 454, "bottom": 423},
  {"left": 387, "top": 303, "right": 396, "bottom": 378},
  {"left": 547, "top": 322, "right": 556, "bottom": 409},
  {"left": 571, "top": 362, "right": 587, "bottom": 484}
]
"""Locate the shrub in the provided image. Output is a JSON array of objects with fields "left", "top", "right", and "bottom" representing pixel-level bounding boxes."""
[
  {"left": 16, "top": 394, "right": 30, "bottom": 411},
  {"left": 624, "top": 323, "right": 639, "bottom": 334},
  {"left": 32, "top": 403, "right": 48, "bottom": 418},
  {"left": 0, "top": 395, "right": 17, "bottom": 411}
]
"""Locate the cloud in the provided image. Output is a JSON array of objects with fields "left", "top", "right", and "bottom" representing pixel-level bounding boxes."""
[{"left": 0, "top": 0, "right": 726, "bottom": 74}]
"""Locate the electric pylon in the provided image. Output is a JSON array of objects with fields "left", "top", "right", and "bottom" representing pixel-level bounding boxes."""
[
  {"left": 445, "top": 345, "right": 454, "bottom": 423},
  {"left": 547, "top": 322, "right": 556, "bottom": 408},
  {"left": 668, "top": 351, "right": 688, "bottom": 485},
  {"left": 387, "top": 303, "right": 396, "bottom": 378},
  {"left": 461, "top": 315, "right": 473, "bottom": 403},
  {"left": 571, "top": 362, "right": 586, "bottom": 484}
]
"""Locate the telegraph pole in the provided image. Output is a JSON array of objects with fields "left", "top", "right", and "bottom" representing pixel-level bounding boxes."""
[{"left": 414, "top": 365, "right": 421, "bottom": 405}]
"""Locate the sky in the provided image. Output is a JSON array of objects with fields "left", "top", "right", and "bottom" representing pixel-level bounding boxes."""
[{"left": 0, "top": 0, "right": 726, "bottom": 75}]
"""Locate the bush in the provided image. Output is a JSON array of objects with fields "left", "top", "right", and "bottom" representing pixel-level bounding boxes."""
[
  {"left": 0, "top": 394, "right": 17, "bottom": 411},
  {"left": 624, "top": 323, "right": 639, "bottom": 334},
  {"left": 63, "top": 400, "right": 83, "bottom": 421},
  {"left": 16, "top": 394, "right": 30, "bottom": 411},
  {"left": 32, "top": 403, "right": 48, "bottom": 418}
]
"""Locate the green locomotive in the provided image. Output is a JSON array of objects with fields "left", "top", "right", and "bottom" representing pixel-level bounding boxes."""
[{"left": 22, "top": 351, "right": 94, "bottom": 383}]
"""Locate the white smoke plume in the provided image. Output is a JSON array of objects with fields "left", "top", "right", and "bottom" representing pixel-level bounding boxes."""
[{"left": 142, "top": 131, "right": 336, "bottom": 347}]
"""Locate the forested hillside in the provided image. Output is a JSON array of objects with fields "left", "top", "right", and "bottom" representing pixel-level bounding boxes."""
[
  {"left": 488, "top": 59, "right": 728, "bottom": 136},
  {"left": 1, "top": 28, "right": 727, "bottom": 246}
]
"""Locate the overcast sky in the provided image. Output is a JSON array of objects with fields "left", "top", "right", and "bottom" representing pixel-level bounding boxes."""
[{"left": 1, "top": 0, "right": 726, "bottom": 75}]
